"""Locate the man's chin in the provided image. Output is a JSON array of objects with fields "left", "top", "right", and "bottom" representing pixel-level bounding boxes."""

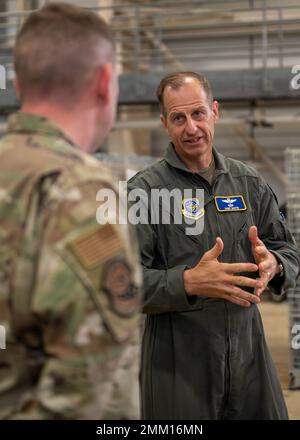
[{"left": 182, "top": 141, "right": 210, "bottom": 155}]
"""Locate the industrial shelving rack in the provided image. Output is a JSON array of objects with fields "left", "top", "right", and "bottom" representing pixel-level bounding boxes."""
[{"left": 286, "top": 148, "right": 300, "bottom": 389}]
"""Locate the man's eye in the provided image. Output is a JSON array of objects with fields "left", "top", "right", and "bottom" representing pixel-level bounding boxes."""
[
  {"left": 193, "top": 111, "right": 204, "bottom": 119},
  {"left": 173, "top": 115, "right": 184, "bottom": 123}
]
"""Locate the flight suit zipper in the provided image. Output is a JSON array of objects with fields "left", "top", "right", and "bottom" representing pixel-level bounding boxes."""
[
  {"left": 210, "top": 174, "right": 232, "bottom": 419},
  {"left": 220, "top": 301, "right": 232, "bottom": 420},
  {"left": 197, "top": 172, "right": 232, "bottom": 419},
  {"left": 204, "top": 175, "right": 223, "bottom": 253}
]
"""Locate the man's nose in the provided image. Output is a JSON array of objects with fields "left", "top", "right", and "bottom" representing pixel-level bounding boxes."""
[{"left": 185, "top": 117, "right": 198, "bottom": 135}]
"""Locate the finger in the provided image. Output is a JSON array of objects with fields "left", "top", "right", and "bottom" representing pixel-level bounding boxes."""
[
  {"left": 223, "top": 294, "right": 251, "bottom": 308},
  {"left": 258, "top": 270, "right": 271, "bottom": 283},
  {"left": 231, "top": 286, "right": 261, "bottom": 304},
  {"left": 222, "top": 262, "right": 258, "bottom": 273},
  {"left": 255, "top": 284, "right": 267, "bottom": 297},
  {"left": 254, "top": 272, "right": 270, "bottom": 296},
  {"left": 222, "top": 285, "right": 261, "bottom": 304},
  {"left": 254, "top": 246, "right": 268, "bottom": 258},
  {"left": 259, "top": 261, "right": 272, "bottom": 273},
  {"left": 227, "top": 275, "right": 263, "bottom": 289},
  {"left": 248, "top": 225, "right": 258, "bottom": 245},
  {"left": 202, "top": 237, "right": 224, "bottom": 261},
  {"left": 248, "top": 225, "right": 264, "bottom": 247}
]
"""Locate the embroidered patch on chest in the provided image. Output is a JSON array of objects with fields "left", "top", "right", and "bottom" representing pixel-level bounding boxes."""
[
  {"left": 214, "top": 195, "right": 247, "bottom": 212},
  {"left": 182, "top": 198, "right": 205, "bottom": 220}
]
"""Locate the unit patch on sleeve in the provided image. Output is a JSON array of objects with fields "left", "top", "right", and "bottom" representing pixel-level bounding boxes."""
[{"left": 102, "top": 259, "right": 139, "bottom": 317}]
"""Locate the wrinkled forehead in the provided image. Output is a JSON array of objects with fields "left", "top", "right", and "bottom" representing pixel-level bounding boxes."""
[{"left": 164, "top": 80, "right": 210, "bottom": 116}]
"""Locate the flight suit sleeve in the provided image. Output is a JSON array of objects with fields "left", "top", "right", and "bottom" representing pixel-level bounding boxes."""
[
  {"left": 18, "top": 177, "right": 142, "bottom": 420},
  {"left": 128, "top": 178, "right": 197, "bottom": 315},
  {"left": 257, "top": 180, "right": 300, "bottom": 297}
]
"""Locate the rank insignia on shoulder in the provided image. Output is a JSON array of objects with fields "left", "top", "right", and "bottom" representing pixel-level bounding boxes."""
[
  {"left": 182, "top": 198, "right": 205, "bottom": 220},
  {"left": 215, "top": 195, "right": 247, "bottom": 212}
]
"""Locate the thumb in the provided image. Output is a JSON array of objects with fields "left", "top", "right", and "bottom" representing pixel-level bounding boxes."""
[
  {"left": 202, "top": 237, "right": 224, "bottom": 261},
  {"left": 248, "top": 225, "right": 258, "bottom": 246}
]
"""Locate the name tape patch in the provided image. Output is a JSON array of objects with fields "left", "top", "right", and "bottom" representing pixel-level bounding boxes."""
[{"left": 215, "top": 195, "right": 247, "bottom": 212}]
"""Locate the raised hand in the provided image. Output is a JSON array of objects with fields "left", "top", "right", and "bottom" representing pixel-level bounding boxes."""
[
  {"left": 248, "top": 225, "right": 279, "bottom": 296},
  {"left": 184, "top": 237, "right": 262, "bottom": 307}
]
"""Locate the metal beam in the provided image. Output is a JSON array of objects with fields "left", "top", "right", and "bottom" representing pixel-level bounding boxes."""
[
  {"left": 112, "top": 115, "right": 300, "bottom": 130},
  {"left": 1, "top": 67, "right": 300, "bottom": 112},
  {"left": 118, "top": 68, "right": 300, "bottom": 105}
]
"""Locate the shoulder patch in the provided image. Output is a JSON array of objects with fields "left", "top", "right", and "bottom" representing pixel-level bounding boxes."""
[
  {"left": 69, "top": 224, "right": 123, "bottom": 269},
  {"left": 102, "top": 259, "right": 139, "bottom": 318}
]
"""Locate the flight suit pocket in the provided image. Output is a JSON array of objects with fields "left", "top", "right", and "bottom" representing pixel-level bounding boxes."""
[
  {"left": 266, "top": 219, "right": 293, "bottom": 242},
  {"left": 236, "top": 210, "right": 255, "bottom": 263}
]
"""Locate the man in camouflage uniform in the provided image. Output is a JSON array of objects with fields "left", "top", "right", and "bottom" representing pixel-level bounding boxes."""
[{"left": 0, "top": 3, "right": 142, "bottom": 419}]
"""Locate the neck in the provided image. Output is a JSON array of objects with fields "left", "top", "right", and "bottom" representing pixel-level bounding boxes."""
[
  {"left": 181, "top": 151, "right": 213, "bottom": 172},
  {"left": 20, "top": 101, "right": 98, "bottom": 153}
]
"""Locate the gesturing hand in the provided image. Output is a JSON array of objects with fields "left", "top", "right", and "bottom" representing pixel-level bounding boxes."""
[
  {"left": 248, "top": 225, "right": 279, "bottom": 296},
  {"left": 184, "top": 237, "right": 262, "bottom": 307}
]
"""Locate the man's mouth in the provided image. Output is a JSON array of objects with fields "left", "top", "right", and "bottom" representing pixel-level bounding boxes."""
[{"left": 183, "top": 136, "right": 204, "bottom": 145}]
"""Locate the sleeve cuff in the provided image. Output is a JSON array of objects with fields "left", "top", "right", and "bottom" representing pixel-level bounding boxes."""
[
  {"left": 167, "top": 265, "right": 199, "bottom": 309},
  {"left": 268, "top": 251, "right": 286, "bottom": 296}
]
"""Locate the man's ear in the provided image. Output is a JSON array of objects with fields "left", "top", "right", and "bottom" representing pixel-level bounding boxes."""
[
  {"left": 212, "top": 100, "right": 219, "bottom": 122},
  {"left": 95, "top": 63, "right": 113, "bottom": 104},
  {"left": 160, "top": 113, "right": 168, "bottom": 132}
]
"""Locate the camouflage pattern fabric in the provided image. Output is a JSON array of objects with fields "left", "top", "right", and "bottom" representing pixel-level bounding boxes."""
[{"left": 0, "top": 112, "right": 142, "bottom": 419}]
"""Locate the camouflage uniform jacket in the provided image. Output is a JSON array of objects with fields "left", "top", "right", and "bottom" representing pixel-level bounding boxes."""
[{"left": 0, "top": 112, "right": 142, "bottom": 419}]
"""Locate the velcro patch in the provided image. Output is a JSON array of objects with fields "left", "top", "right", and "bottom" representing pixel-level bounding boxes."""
[
  {"left": 102, "top": 259, "right": 139, "bottom": 317},
  {"left": 69, "top": 224, "right": 122, "bottom": 269},
  {"left": 215, "top": 195, "right": 247, "bottom": 212},
  {"left": 182, "top": 198, "right": 205, "bottom": 220}
]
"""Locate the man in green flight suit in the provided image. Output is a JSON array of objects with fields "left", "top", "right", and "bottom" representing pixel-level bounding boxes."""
[
  {"left": 128, "top": 71, "right": 299, "bottom": 420},
  {"left": 0, "top": 3, "right": 142, "bottom": 419}
]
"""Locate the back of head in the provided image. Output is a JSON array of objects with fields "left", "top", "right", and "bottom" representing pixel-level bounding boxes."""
[{"left": 14, "top": 2, "right": 114, "bottom": 106}]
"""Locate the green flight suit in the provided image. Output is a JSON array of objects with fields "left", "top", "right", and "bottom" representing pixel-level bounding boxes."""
[{"left": 128, "top": 144, "right": 299, "bottom": 420}]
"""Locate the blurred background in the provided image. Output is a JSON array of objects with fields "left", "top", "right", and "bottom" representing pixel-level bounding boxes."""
[{"left": 0, "top": 0, "right": 300, "bottom": 418}]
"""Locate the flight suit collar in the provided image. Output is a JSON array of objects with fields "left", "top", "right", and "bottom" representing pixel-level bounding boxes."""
[
  {"left": 7, "top": 112, "right": 78, "bottom": 148},
  {"left": 165, "top": 142, "right": 229, "bottom": 178}
]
